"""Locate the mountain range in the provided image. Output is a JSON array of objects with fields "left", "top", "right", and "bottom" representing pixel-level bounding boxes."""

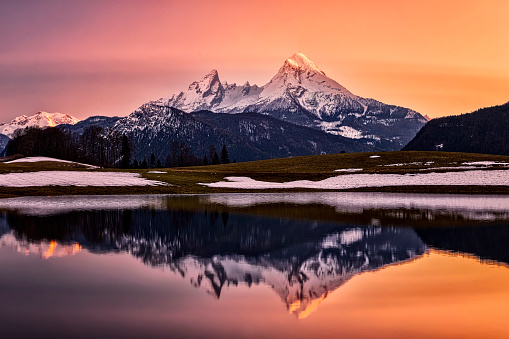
[
  {"left": 1, "top": 53, "right": 430, "bottom": 161},
  {"left": 160, "top": 52, "right": 428, "bottom": 147},
  {"left": 111, "top": 53, "right": 427, "bottom": 160}
]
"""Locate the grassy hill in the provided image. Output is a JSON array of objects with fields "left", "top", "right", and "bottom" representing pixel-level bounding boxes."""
[{"left": 1, "top": 151, "right": 509, "bottom": 197}]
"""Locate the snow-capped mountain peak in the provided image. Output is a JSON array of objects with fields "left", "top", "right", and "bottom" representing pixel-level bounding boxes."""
[
  {"left": 160, "top": 52, "right": 428, "bottom": 149},
  {"left": 285, "top": 52, "right": 326, "bottom": 76},
  {"left": 263, "top": 52, "right": 355, "bottom": 101},
  {"left": 0, "top": 111, "right": 80, "bottom": 139},
  {"left": 164, "top": 69, "right": 225, "bottom": 112},
  {"left": 189, "top": 69, "right": 220, "bottom": 92}
]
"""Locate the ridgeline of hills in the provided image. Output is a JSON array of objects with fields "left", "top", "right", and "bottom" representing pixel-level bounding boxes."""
[{"left": 404, "top": 102, "right": 509, "bottom": 155}]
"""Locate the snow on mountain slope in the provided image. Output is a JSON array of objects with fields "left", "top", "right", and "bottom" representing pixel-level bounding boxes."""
[
  {"left": 163, "top": 69, "right": 263, "bottom": 113},
  {"left": 0, "top": 111, "right": 80, "bottom": 138},
  {"left": 161, "top": 53, "right": 427, "bottom": 149}
]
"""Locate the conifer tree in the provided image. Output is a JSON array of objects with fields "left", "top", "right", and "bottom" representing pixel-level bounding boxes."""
[
  {"left": 221, "top": 145, "right": 230, "bottom": 164},
  {"left": 212, "top": 152, "right": 220, "bottom": 165},
  {"left": 150, "top": 153, "right": 156, "bottom": 168},
  {"left": 120, "top": 134, "right": 131, "bottom": 169}
]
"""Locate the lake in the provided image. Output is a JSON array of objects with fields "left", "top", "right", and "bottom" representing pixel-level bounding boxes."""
[{"left": 1, "top": 193, "right": 509, "bottom": 338}]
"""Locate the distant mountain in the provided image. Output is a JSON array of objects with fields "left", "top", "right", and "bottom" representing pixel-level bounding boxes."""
[
  {"left": 0, "top": 111, "right": 80, "bottom": 155},
  {"left": 59, "top": 115, "right": 121, "bottom": 134},
  {"left": 0, "top": 111, "right": 80, "bottom": 139},
  {"left": 160, "top": 52, "right": 427, "bottom": 150},
  {"left": 403, "top": 102, "right": 509, "bottom": 155},
  {"left": 112, "top": 102, "right": 378, "bottom": 162}
]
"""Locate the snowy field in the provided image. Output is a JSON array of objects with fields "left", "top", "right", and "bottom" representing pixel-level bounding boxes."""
[
  {"left": 0, "top": 171, "right": 165, "bottom": 187},
  {"left": 5, "top": 156, "right": 99, "bottom": 168},
  {"left": 201, "top": 170, "right": 509, "bottom": 190}
]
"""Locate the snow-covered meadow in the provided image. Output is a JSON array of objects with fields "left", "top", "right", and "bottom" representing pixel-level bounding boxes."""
[
  {"left": 6, "top": 156, "right": 99, "bottom": 168},
  {"left": 201, "top": 170, "right": 509, "bottom": 190},
  {"left": 0, "top": 171, "right": 165, "bottom": 187}
]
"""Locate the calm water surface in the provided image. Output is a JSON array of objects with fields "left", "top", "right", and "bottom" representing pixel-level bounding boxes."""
[{"left": 1, "top": 193, "right": 509, "bottom": 338}]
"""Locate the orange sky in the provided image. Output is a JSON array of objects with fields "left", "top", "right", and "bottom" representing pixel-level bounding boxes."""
[{"left": 1, "top": 0, "right": 508, "bottom": 120}]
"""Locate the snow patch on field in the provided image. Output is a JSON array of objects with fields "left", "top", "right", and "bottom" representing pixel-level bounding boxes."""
[
  {"left": 0, "top": 171, "right": 166, "bottom": 187},
  {"left": 6, "top": 156, "right": 98, "bottom": 168},
  {"left": 462, "top": 161, "right": 509, "bottom": 166},
  {"left": 201, "top": 170, "right": 509, "bottom": 190},
  {"left": 147, "top": 171, "right": 167, "bottom": 174},
  {"left": 334, "top": 168, "right": 363, "bottom": 172}
]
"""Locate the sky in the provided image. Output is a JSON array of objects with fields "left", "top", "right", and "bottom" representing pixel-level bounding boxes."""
[{"left": 0, "top": 0, "right": 508, "bottom": 121}]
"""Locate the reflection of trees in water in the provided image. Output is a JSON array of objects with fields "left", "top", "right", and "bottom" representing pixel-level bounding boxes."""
[
  {"left": 7, "top": 210, "right": 132, "bottom": 250},
  {"left": 415, "top": 224, "right": 509, "bottom": 264},
  {"left": 7, "top": 206, "right": 509, "bottom": 266}
]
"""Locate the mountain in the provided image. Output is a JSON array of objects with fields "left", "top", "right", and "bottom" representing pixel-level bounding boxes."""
[
  {"left": 160, "top": 52, "right": 427, "bottom": 149},
  {"left": 0, "top": 111, "right": 80, "bottom": 138},
  {"left": 59, "top": 115, "right": 121, "bottom": 134},
  {"left": 403, "top": 102, "right": 509, "bottom": 155},
  {"left": 112, "top": 102, "right": 267, "bottom": 162},
  {"left": 112, "top": 102, "right": 377, "bottom": 162},
  {"left": 0, "top": 111, "right": 80, "bottom": 155}
]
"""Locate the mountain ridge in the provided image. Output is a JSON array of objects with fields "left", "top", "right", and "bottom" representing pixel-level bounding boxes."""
[{"left": 160, "top": 52, "right": 428, "bottom": 149}]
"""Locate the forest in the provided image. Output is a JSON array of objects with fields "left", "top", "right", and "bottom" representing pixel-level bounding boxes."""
[
  {"left": 5, "top": 126, "right": 232, "bottom": 168},
  {"left": 403, "top": 102, "right": 509, "bottom": 155}
]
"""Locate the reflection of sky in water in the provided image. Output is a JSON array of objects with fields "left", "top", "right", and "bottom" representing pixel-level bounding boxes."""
[
  {"left": 0, "top": 193, "right": 509, "bottom": 338},
  {"left": 1, "top": 246, "right": 508, "bottom": 338}
]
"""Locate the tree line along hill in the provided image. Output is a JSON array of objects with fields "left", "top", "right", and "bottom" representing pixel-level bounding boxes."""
[
  {"left": 4, "top": 125, "right": 234, "bottom": 169},
  {"left": 403, "top": 102, "right": 509, "bottom": 156}
]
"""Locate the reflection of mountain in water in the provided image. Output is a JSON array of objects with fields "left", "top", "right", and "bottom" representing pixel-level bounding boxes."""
[
  {"left": 3, "top": 193, "right": 509, "bottom": 318},
  {"left": 1, "top": 208, "right": 425, "bottom": 318}
]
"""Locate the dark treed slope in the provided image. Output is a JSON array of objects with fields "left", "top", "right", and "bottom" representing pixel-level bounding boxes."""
[
  {"left": 192, "top": 110, "right": 376, "bottom": 156},
  {"left": 403, "top": 102, "right": 509, "bottom": 155},
  {"left": 112, "top": 103, "right": 378, "bottom": 163},
  {"left": 59, "top": 116, "right": 121, "bottom": 134}
]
